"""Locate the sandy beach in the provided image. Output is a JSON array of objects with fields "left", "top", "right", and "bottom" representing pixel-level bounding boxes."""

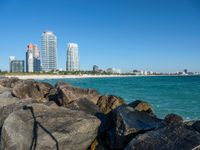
[{"left": 3, "top": 74, "right": 135, "bottom": 80}]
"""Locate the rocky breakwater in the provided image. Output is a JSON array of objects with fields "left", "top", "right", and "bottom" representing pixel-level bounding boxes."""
[{"left": 0, "top": 78, "right": 200, "bottom": 150}]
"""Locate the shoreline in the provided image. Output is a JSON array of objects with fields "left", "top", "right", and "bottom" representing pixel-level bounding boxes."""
[{"left": 2, "top": 74, "right": 199, "bottom": 80}]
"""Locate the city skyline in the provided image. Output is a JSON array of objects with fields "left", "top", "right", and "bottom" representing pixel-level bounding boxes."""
[{"left": 0, "top": 0, "right": 200, "bottom": 72}]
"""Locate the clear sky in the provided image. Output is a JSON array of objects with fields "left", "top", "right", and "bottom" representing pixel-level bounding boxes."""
[{"left": 0, "top": 0, "right": 199, "bottom": 72}]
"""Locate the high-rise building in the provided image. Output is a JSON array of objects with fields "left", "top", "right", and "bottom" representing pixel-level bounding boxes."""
[
  {"left": 41, "top": 31, "right": 57, "bottom": 72},
  {"left": 26, "top": 43, "right": 34, "bottom": 72},
  {"left": 10, "top": 60, "right": 24, "bottom": 73},
  {"left": 66, "top": 43, "right": 79, "bottom": 71},
  {"left": 26, "top": 43, "right": 41, "bottom": 72},
  {"left": 9, "top": 56, "right": 16, "bottom": 72},
  {"left": 93, "top": 65, "right": 99, "bottom": 72},
  {"left": 33, "top": 44, "right": 41, "bottom": 72}
]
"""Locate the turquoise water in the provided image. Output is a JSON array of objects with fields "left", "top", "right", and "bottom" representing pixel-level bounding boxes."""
[{"left": 41, "top": 76, "right": 200, "bottom": 120}]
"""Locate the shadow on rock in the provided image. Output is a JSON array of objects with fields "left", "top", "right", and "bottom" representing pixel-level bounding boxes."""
[{"left": 23, "top": 105, "right": 59, "bottom": 150}]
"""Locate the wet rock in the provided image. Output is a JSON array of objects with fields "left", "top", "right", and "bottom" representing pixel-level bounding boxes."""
[
  {"left": 56, "top": 83, "right": 100, "bottom": 105},
  {"left": 97, "top": 95, "right": 124, "bottom": 114},
  {"left": 106, "top": 105, "right": 162, "bottom": 149},
  {"left": 1, "top": 103, "right": 100, "bottom": 150},
  {"left": 128, "top": 100, "right": 155, "bottom": 117},
  {"left": 125, "top": 124, "right": 200, "bottom": 150}
]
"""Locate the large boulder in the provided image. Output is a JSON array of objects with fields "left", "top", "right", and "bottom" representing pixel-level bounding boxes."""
[
  {"left": 0, "top": 85, "right": 11, "bottom": 94},
  {"left": 1, "top": 103, "right": 101, "bottom": 150},
  {"left": 97, "top": 95, "right": 124, "bottom": 114},
  {"left": 125, "top": 117, "right": 200, "bottom": 150},
  {"left": 0, "top": 77, "right": 20, "bottom": 88},
  {"left": 12, "top": 80, "right": 53, "bottom": 102},
  {"left": 65, "top": 98, "right": 101, "bottom": 116},
  {"left": 106, "top": 105, "right": 162, "bottom": 149},
  {"left": 0, "top": 93, "right": 32, "bottom": 128},
  {"left": 128, "top": 100, "right": 155, "bottom": 117},
  {"left": 56, "top": 82, "right": 100, "bottom": 105}
]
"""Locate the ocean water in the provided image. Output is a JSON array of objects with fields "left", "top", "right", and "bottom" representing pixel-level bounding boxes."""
[{"left": 41, "top": 76, "right": 200, "bottom": 120}]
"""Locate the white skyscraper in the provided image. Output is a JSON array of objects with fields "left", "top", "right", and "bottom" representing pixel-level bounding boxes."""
[
  {"left": 41, "top": 31, "right": 57, "bottom": 71},
  {"left": 66, "top": 43, "right": 79, "bottom": 71}
]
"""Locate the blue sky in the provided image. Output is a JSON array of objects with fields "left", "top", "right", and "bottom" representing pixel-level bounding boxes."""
[{"left": 0, "top": 0, "right": 200, "bottom": 72}]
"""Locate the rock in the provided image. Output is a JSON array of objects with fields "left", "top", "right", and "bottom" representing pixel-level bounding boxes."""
[
  {"left": 56, "top": 83, "right": 100, "bottom": 105},
  {"left": 0, "top": 96, "right": 32, "bottom": 128},
  {"left": 65, "top": 98, "right": 101, "bottom": 116},
  {"left": 0, "top": 91, "right": 13, "bottom": 98},
  {"left": 1, "top": 103, "right": 100, "bottom": 150},
  {"left": 0, "top": 77, "right": 20, "bottom": 88},
  {"left": 125, "top": 124, "right": 200, "bottom": 150},
  {"left": 163, "top": 113, "right": 183, "bottom": 126},
  {"left": 185, "top": 120, "right": 200, "bottom": 133},
  {"left": 12, "top": 80, "right": 43, "bottom": 101},
  {"left": 97, "top": 95, "right": 124, "bottom": 114},
  {"left": 12, "top": 80, "right": 52, "bottom": 102},
  {"left": 35, "top": 82, "right": 54, "bottom": 98},
  {"left": 0, "top": 85, "right": 11, "bottom": 94},
  {"left": 128, "top": 100, "right": 155, "bottom": 117},
  {"left": 106, "top": 105, "right": 162, "bottom": 149}
]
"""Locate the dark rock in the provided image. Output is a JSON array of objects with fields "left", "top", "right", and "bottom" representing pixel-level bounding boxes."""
[
  {"left": 1, "top": 103, "right": 100, "bottom": 150},
  {"left": 97, "top": 95, "right": 124, "bottom": 114},
  {"left": 163, "top": 113, "right": 183, "bottom": 126},
  {"left": 125, "top": 124, "right": 200, "bottom": 150},
  {"left": 56, "top": 83, "right": 100, "bottom": 105},
  {"left": 185, "top": 120, "right": 200, "bottom": 133},
  {"left": 128, "top": 100, "right": 155, "bottom": 117},
  {"left": 106, "top": 105, "right": 162, "bottom": 149}
]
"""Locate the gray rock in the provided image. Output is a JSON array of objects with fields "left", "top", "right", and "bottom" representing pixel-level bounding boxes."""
[
  {"left": 106, "top": 105, "right": 162, "bottom": 149},
  {"left": 56, "top": 83, "right": 100, "bottom": 105},
  {"left": 97, "top": 95, "right": 124, "bottom": 114},
  {"left": 125, "top": 124, "right": 200, "bottom": 150},
  {"left": 65, "top": 98, "right": 101, "bottom": 116},
  {"left": 1, "top": 103, "right": 100, "bottom": 150},
  {"left": 12, "top": 80, "right": 51, "bottom": 102},
  {"left": 0, "top": 77, "right": 20, "bottom": 88},
  {"left": 0, "top": 96, "right": 32, "bottom": 127}
]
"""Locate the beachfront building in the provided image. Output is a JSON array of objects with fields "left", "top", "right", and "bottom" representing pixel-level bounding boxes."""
[
  {"left": 9, "top": 56, "right": 16, "bottom": 72},
  {"left": 66, "top": 43, "right": 79, "bottom": 71},
  {"left": 93, "top": 65, "right": 99, "bottom": 72},
  {"left": 26, "top": 43, "right": 41, "bottom": 72},
  {"left": 10, "top": 60, "right": 24, "bottom": 73},
  {"left": 41, "top": 31, "right": 57, "bottom": 72}
]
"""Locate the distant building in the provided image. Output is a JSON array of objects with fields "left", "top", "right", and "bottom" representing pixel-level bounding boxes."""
[
  {"left": 93, "top": 65, "right": 99, "bottom": 72},
  {"left": 9, "top": 56, "right": 16, "bottom": 72},
  {"left": 106, "top": 68, "right": 121, "bottom": 74},
  {"left": 10, "top": 60, "right": 24, "bottom": 73},
  {"left": 41, "top": 31, "right": 57, "bottom": 71},
  {"left": 66, "top": 43, "right": 79, "bottom": 71},
  {"left": 26, "top": 43, "right": 41, "bottom": 72}
]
